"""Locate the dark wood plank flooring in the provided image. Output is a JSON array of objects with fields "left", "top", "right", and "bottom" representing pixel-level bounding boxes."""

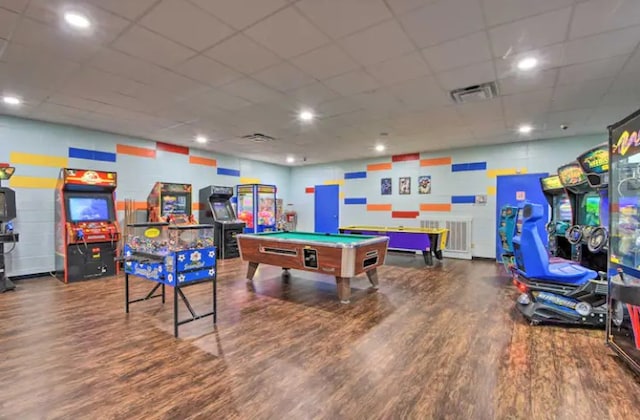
[{"left": 1, "top": 255, "right": 639, "bottom": 419}]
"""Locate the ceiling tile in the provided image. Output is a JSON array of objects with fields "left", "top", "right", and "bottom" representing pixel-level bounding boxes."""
[
  {"left": 140, "top": 0, "right": 235, "bottom": 51},
  {"left": 350, "top": 89, "right": 404, "bottom": 113},
  {"left": 296, "top": 0, "right": 391, "bottom": 39},
  {"left": 0, "top": 43, "right": 80, "bottom": 89},
  {"left": 283, "top": 82, "right": 340, "bottom": 107},
  {"left": 557, "top": 54, "right": 629, "bottom": 86},
  {"left": 599, "top": 89, "right": 640, "bottom": 108},
  {"left": 489, "top": 7, "right": 572, "bottom": 58},
  {"left": 112, "top": 25, "right": 196, "bottom": 68},
  {"left": 366, "top": 52, "right": 430, "bottom": 86},
  {"left": 0, "top": 0, "right": 29, "bottom": 13},
  {"left": 482, "top": 0, "right": 575, "bottom": 27},
  {"left": 291, "top": 44, "right": 359, "bottom": 80},
  {"left": 399, "top": 0, "right": 485, "bottom": 48},
  {"left": 435, "top": 60, "right": 496, "bottom": 90},
  {"left": 570, "top": 0, "right": 640, "bottom": 39},
  {"left": 545, "top": 108, "right": 595, "bottom": 128},
  {"left": 564, "top": 25, "right": 640, "bottom": 65},
  {"left": 244, "top": 7, "right": 329, "bottom": 59},
  {"left": 502, "top": 88, "right": 553, "bottom": 121},
  {"left": 468, "top": 121, "right": 507, "bottom": 138},
  {"left": 316, "top": 96, "right": 362, "bottom": 118},
  {"left": 494, "top": 43, "right": 567, "bottom": 77},
  {"left": 498, "top": 68, "right": 558, "bottom": 95},
  {"left": 174, "top": 55, "right": 242, "bottom": 87},
  {"left": 0, "top": 7, "right": 19, "bottom": 40},
  {"left": 389, "top": 76, "right": 452, "bottom": 110},
  {"left": 422, "top": 31, "right": 492, "bottom": 73},
  {"left": 324, "top": 70, "right": 380, "bottom": 95},
  {"left": 456, "top": 98, "right": 503, "bottom": 123},
  {"left": 205, "top": 33, "right": 281, "bottom": 74},
  {"left": 180, "top": 88, "right": 252, "bottom": 112},
  {"left": 620, "top": 48, "right": 640, "bottom": 75},
  {"left": 218, "top": 78, "right": 285, "bottom": 103},
  {"left": 384, "top": 0, "right": 437, "bottom": 15},
  {"left": 551, "top": 78, "right": 613, "bottom": 111},
  {"left": 189, "top": 0, "right": 287, "bottom": 30},
  {"left": 339, "top": 19, "right": 415, "bottom": 66},
  {"left": 252, "top": 62, "right": 315, "bottom": 91},
  {"left": 86, "top": 0, "right": 157, "bottom": 20}
]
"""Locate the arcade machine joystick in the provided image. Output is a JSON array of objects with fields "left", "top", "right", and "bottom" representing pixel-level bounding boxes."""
[{"left": 0, "top": 167, "right": 19, "bottom": 293}]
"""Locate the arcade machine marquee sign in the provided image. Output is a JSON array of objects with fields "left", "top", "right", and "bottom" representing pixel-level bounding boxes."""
[{"left": 62, "top": 169, "right": 117, "bottom": 187}]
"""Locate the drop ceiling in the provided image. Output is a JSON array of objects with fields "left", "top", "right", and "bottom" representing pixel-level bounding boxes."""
[{"left": 1, "top": 0, "right": 639, "bottom": 166}]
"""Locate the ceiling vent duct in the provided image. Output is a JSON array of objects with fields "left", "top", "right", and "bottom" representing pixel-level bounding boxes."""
[
  {"left": 450, "top": 81, "right": 498, "bottom": 104},
  {"left": 242, "top": 133, "right": 275, "bottom": 143}
]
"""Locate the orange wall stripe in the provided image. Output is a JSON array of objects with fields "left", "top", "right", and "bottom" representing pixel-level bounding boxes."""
[
  {"left": 116, "top": 201, "right": 147, "bottom": 211},
  {"left": 367, "top": 162, "right": 392, "bottom": 171},
  {"left": 420, "top": 157, "right": 452, "bottom": 166},
  {"left": 305, "top": 187, "right": 315, "bottom": 194},
  {"left": 116, "top": 144, "right": 156, "bottom": 158},
  {"left": 193, "top": 202, "right": 204, "bottom": 211},
  {"left": 189, "top": 156, "right": 217, "bottom": 167},
  {"left": 367, "top": 204, "right": 392, "bottom": 211},
  {"left": 420, "top": 203, "right": 452, "bottom": 212}
]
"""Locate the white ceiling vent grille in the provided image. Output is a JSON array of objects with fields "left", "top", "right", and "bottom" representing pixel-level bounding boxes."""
[
  {"left": 450, "top": 82, "right": 498, "bottom": 104},
  {"left": 241, "top": 133, "right": 275, "bottom": 143}
]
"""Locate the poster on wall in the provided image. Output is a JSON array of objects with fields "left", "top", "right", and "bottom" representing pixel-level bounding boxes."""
[
  {"left": 399, "top": 177, "right": 411, "bottom": 195},
  {"left": 418, "top": 176, "right": 431, "bottom": 194},
  {"left": 381, "top": 178, "right": 392, "bottom": 195}
]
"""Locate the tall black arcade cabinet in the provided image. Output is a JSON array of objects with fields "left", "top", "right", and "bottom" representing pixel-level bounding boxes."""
[
  {"left": 0, "top": 167, "right": 19, "bottom": 293},
  {"left": 55, "top": 169, "right": 120, "bottom": 283},
  {"left": 199, "top": 185, "right": 245, "bottom": 259}
]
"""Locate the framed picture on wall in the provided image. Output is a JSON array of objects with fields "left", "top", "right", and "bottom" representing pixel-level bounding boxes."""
[
  {"left": 418, "top": 176, "right": 431, "bottom": 194},
  {"left": 399, "top": 177, "right": 411, "bottom": 195},
  {"left": 381, "top": 178, "right": 392, "bottom": 195}
]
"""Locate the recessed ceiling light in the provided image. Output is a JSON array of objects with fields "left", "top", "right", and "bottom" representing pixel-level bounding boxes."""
[
  {"left": 375, "top": 144, "right": 385, "bottom": 152},
  {"left": 517, "top": 57, "right": 538, "bottom": 71},
  {"left": 2, "top": 96, "right": 21, "bottom": 106},
  {"left": 518, "top": 124, "right": 533, "bottom": 134},
  {"left": 195, "top": 135, "right": 207, "bottom": 144},
  {"left": 286, "top": 156, "right": 295, "bottom": 163},
  {"left": 298, "top": 110, "right": 314, "bottom": 122},
  {"left": 64, "top": 12, "right": 91, "bottom": 29}
]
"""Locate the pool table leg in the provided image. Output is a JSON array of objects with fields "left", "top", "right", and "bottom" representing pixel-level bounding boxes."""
[
  {"left": 366, "top": 268, "right": 379, "bottom": 289},
  {"left": 336, "top": 277, "right": 351, "bottom": 304},
  {"left": 246, "top": 262, "right": 259, "bottom": 281},
  {"left": 422, "top": 250, "right": 433, "bottom": 266}
]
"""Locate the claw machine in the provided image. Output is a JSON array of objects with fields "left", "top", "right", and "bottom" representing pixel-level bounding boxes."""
[
  {"left": 608, "top": 108, "right": 640, "bottom": 375},
  {"left": 236, "top": 184, "right": 277, "bottom": 233}
]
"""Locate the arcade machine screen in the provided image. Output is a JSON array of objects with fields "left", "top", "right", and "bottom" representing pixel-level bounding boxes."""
[
  {"left": 212, "top": 201, "right": 234, "bottom": 221},
  {"left": 515, "top": 208, "right": 524, "bottom": 235},
  {"left": 162, "top": 195, "right": 187, "bottom": 216},
  {"left": 581, "top": 194, "right": 601, "bottom": 226},
  {"left": 555, "top": 196, "right": 572, "bottom": 222},
  {"left": 67, "top": 197, "right": 111, "bottom": 222},
  {"left": 0, "top": 192, "right": 5, "bottom": 218}
]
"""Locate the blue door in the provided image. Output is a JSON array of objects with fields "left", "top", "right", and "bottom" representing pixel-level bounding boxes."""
[
  {"left": 495, "top": 173, "right": 549, "bottom": 261},
  {"left": 314, "top": 185, "right": 339, "bottom": 233}
]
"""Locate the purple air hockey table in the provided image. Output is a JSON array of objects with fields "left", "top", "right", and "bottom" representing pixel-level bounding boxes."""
[{"left": 339, "top": 225, "right": 449, "bottom": 266}]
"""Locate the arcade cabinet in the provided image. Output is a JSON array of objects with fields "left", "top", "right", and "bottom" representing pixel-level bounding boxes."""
[
  {"left": 0, "top": 167, "right": 19, "bottom": 293},
  {"left": 199, "top": 185, "right": 245, "bottom": 259},
  {"left": 236, "top": 184, "right": 277, "bottom": 233},
  {"left": 557, "top": 161, "right": 607, "bottom": 272},
  {"left": 55, "top": 169, "right": 120, "bottom": 283},
  {"left": 147, "top": 182, "right": 196, "bottom": 225},
  {"left": 540, "top": 175, "right": 572, "bottom": 259},
  {"left": 498, "top": 204, "right": 518, "bottom": 272}
]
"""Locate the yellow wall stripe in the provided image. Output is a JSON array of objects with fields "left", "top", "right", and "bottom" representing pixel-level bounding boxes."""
[
  {"left": 323, "top": 179, "right": 345, "bottom": 186},
  {"left": 239, "top": 177, "right": 261, "bottom": 184},
  {"left": 10, "top": 152, "right": 68, "bottom": 168},
  {"left": 339, "top": 192, "right": 345, "bottom": 199},
  {"left": 487, "top": 186, "right": 497, "bottom": 196},
  {"left": 486, "top": 168, "right": 528, "bottom": 178},
  {"left": 9, "top": 175, "right": 58, "bottom": 189}
]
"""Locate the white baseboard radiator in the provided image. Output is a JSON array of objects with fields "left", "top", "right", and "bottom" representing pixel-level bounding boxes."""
[{"left": 420, "top": 216, "right": 473, "bottom": 260}]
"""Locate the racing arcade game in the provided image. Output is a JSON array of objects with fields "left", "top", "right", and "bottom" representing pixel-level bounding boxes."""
[
  {"left": 608, "top": 109, "right": 640, "bottom": 375},
  {"left": 199, "top": 185, "right": 245, "bottom": 259},
  {"left": 540, "top": 175, "right": 572, "bottom": 259},
  {"left": 55, "top": 169, "right": 120, "bottom": 283},
  {"left": 236, "top": 184, "right": 277, "bottom": 233},
  {"left": 0, "top": 167, "right": 18, "bottom": 293},
  {"left": 558, "top": 161, "right": 607, "bottom": 272},
  {"left": 147, "top": 182, "right": 196, "bottom": 225}
]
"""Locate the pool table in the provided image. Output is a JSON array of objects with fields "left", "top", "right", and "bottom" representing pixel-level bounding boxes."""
[
  {"left": 236, "top": 231, "right": 389, "bottom": 303},
  {"left": 339, "top": 226, "right": 449, "bottom": 266}
]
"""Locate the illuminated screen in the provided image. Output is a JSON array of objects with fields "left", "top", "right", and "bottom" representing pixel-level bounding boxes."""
[
  {"left": 0, "top": 192, "right": 6, "bottom": 218},
  {"left": 555, "top": 196, "right": 572, "bottom": 222},
  {"left": 515, "top": 209, "right": 524, "bottom": 235},
  {"left": 581, "top": 194, "right": 600, "bottom": 226},
  {"left": 162, "top": 195, "right": 187, "bottom": 216},
  {"left": 68, "top": 197, "right": 110, "bottom": 222},
  {"left": 212, "top": 201, "right": 233, "bottom": 221}
]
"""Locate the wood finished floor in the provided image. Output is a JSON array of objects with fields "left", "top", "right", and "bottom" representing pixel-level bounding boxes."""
[{"left": 1, "top": 254, "right": 639, "bottom": 419}]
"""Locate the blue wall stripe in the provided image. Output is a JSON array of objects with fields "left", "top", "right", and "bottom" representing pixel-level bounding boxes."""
[
  {"left": 344, "top": 171, "right": 367, "bottom": 179},
  {"left": 344, "top": 197, "right": 367, "bottom": 205},
  {"left": 68, "top": 147, "right": 117, "bottom": 162},
  {"left": 451, "top": 162, "right": 487, "bottom": 172},
  {"left": 451, "top": 195, "right": 476, "bottom": 204},
  {"left": 217, "top": 167, "right": 240, "bottom": 177}
]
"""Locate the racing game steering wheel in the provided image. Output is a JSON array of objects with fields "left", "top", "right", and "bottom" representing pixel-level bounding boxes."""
[
  {"left": 587, "top": 226, "right": 608, "bottom": 253},
  {"left": 566, "top": 225, "right": 583, "bottom": 245}
]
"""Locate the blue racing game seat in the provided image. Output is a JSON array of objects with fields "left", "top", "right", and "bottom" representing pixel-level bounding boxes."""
[{"left": 512, "top": 203, "right": 597, "bottom": 285}]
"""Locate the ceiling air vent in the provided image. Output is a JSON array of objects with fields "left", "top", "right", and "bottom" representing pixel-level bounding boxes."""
[
  {"left": 450, "top": 81, "right": 498, "bottom": 104},
  {"left": 241, "top": 133, "right": 275, "bottom": 143}
]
